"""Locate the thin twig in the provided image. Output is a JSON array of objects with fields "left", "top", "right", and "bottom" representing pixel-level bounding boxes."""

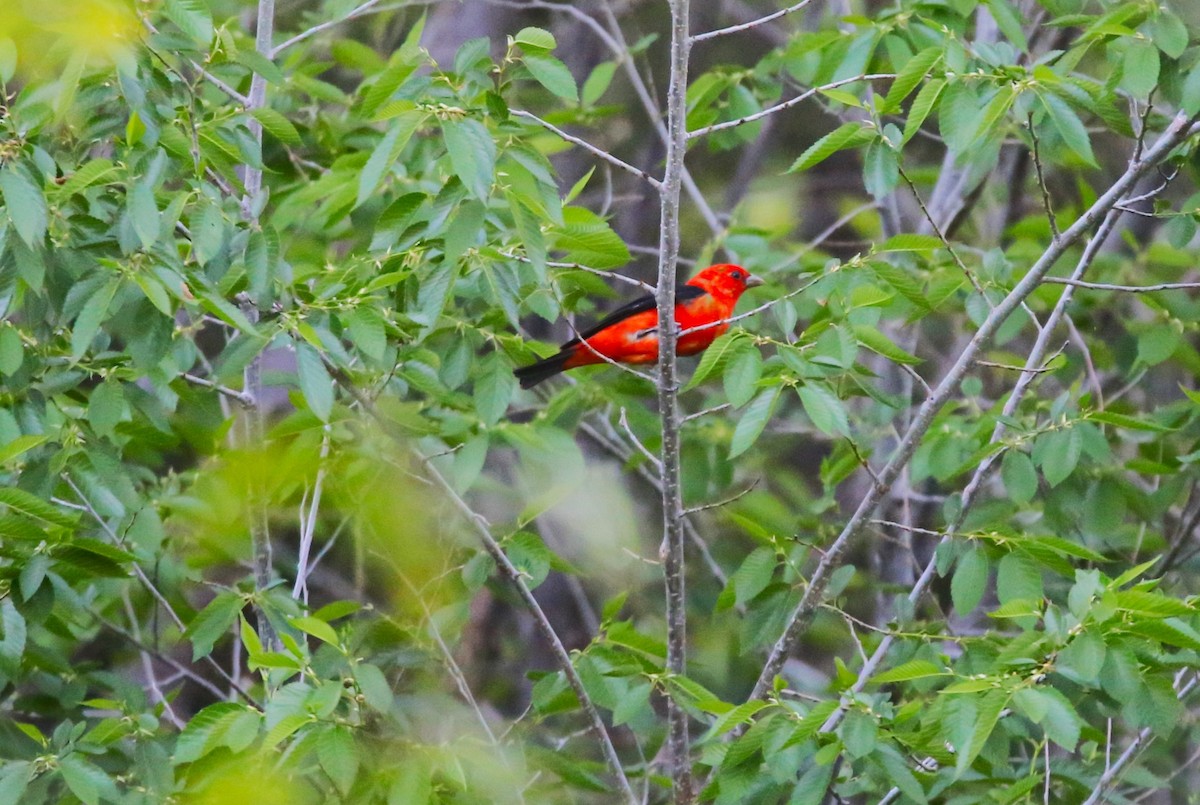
[
  {"left": 691, "top": 0, "right": 816, "bottom": 42},
  {"left": 293, "top": 426, "right": 331, "bottom": 602},
  {"left": 1028, "top": 113, "right": 1060, "bottom": 241},
  {"left": 683, "top": 480, "right": 758, "bottom": 515},
  {"left": 619, "top": 408, "right": 663, "bottom": 472},
  {"left": 270, "top": 0, "right": 383, "bottom": 57},
  {"left": 182, "top": 373, "right": 256, "bottom": 408},
  {"left": 513, "top": 110, "right": 663, "bottom": 190},
  {"left": 897, "top": 162, "right": 986, "bottom": 298},
  {"left": 688, "top": 74, "right": 896, "bottom": 140},
  {"left": 1042, "top": 277, "right": 1200, "bottom": 293}
]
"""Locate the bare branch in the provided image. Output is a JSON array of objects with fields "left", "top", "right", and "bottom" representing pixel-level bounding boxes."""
[
  {"left": 271, "top": 0, "right": 383, "bottom": 58},
  {"left": 513, "top": 110, "right": 663, "bottom": 189},
  {"left": 619, "top": 407, "right": 663, "bottom": 472},
  {"left": 1028, "top": 113, "right": 1060, "bottom": 241},
  {"left": 1042, "top": 277, "right": 1200, "bottom": 293},
  {"left": 691, "top": 0, "right": 816, "bottom": 42}
]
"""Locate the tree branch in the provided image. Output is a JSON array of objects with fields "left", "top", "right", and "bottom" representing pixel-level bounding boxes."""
[
  {"left": 747, "top": 110, "right": 1199, "bottom": 703},
  {"left": 691, "top": 0, "right": 816, "bottom": 43},
  {"left": 513, "top": 110, "right": 663, "bottom": 189},
  {"left": 656, "top": 1, "right": 694, "bottom": 799}
]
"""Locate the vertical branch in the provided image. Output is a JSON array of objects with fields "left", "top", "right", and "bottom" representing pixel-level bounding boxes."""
[
  {"left": 656, "top": 0, "right": 693, "bottom": 801},
  {"left": 241, "top": 0, "right": 278, "bottom": 650}
]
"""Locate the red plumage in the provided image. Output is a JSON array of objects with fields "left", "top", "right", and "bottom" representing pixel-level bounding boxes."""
[{"left": 514, "top": 264, "right": 763, "bottom": 389}]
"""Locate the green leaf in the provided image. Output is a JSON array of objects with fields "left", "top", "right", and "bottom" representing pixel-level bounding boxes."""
[
  {"left": 0, "top": 488, "right": 76, "bottom": 529},
  {"left": 58, "top": 754, "right": 109, "bottom": 805},
  {"left": 166, "top": 0, "right": 214, "bottom": 44},
  {"left": 1039, "top": 92, "right": 1096, "bottom": 166},
  {"left": 317, "top": 725, "right": 359, "bottom": 796},
  {"left": 952, "top": 546, "right": 988, "bottom": 615},
  {"left": 1033, "top": 427, "right": 1082, "bottom": 487},
  {"left": 1114, "top": 589, "right": 1193, "bottom": 618},
  {"left": 551, "top": 206, "right": 630, "bottom": 268},
  {"left": 884, "top": 46, "right": 943, "bottom": 112},
  {"left": 686, "top": 331, "right": 745, "bottom": 389},
  {"left": 0, "top": 327, "right": 22, "bottom": 376},
  {"left": 184, "top": 591, "right": 244, "bottom": 661},
  {"left": 1182, "top": 64, "right": 1200, "bottom": 116},
  {"left": 797, "top": 383, "right": 849, "bottom": 437},
  {"left": 873, "top": 660, "right": 949, "bottom": 684},
  {"left": 996, "top": 551, "right": 1043, "bottom": 605},
  {"left": 1121, "top": 39, "right": 1159, "bottom": 98},
  {"left": 191, "top": 202, "right": 225, "bottom": 267},
  {"left": 295, "top": 342, "right": 334, "bottom": 422},
  {"left": 852, "top": 324, "right": 921, "bottom": 365},
  {"left": 515, "top": 27, "right": 556, "bottom": 52},
  {"left": 252, "top": 108, "right": 302, "bottom": 146},
  {"left": 361, "top": 62, "right": 418, "bottom": 117},
  {"left": 474, "top": 352, "right": 516, "bottom": 425},
  {"left": 581, "top": 61, "right": 617, "bottom": 106},
  {"left": 0, "top": 166, "right": 47, "bottom": 247},
  {"left": 730, "top": 387, "right": 780, "bottom": 458},
  {"left": 841, "top": 709, "right": 878, "bottom": 759},
  {"left": 1000, "top": 450, "right": 1038, "bottom": 505},
  {"left": 58, "top": 159, "right": 116, "bottom": 198},
  {"left": 0, "top": 435, "right": 47, "bottom": 466},
  {"left": 723, "top": 347, "right": 762, "bottom": 408},
  {"left": 290, "top": 616, "right": 340, "bottom": 646},
  {"left": 88, "top": 381, "right": 126, "bottom": 439},
  {"left": 356, "top": 112, "right": 424, "bottom": 207},
  {"left": 986, "top": 0, "right": 1029, "bottom": 51},
  {"left": 903, "top": 78, "right": 944, "bottom": 144},
  {"left": 524, "top": 54, "right": 578, "bottom": 102},
  {"left": 128, "top": 178, "right": 160, "bottom": 250},
  {"left": 863, "top": 140, "right": 898, "bottom": 199},
  {"left": 0, "top": 38, "right": 15, "bottom": 84},
  {"left": 442, "top": 118, "right": 496, "bottom": 200},
  {"left": 787, "top": 122, "right": 874, "bottom": 173},
  {"left": 71, "top": 278, "right": 121, "bottom": 362}
]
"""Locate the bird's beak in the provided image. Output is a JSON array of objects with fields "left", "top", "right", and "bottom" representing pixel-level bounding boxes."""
[{"left": 745, "top": 273, "right": 765, "bottom": 288}]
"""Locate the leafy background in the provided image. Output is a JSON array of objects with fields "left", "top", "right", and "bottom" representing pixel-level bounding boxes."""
[{"left": 1, "top": 0, "right": 1200, "bottom": 802}]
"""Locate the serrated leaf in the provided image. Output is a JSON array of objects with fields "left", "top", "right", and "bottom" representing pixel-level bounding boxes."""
[
  {"left": 686, "top": 330, "right": 745, "bottom": 389},
  {"left": 295, "top": 342, "right": 334, "bottom": 421},
  {"left": 524, "top": 54, "right": 578, "bottom": 102},
  {"left": 0, "top": 166, "right": 47, "bottom": 247},
  {"left": 290, "top": 616, "right": 340, "bottom": 646},
  {"left": 787, "top": 122, "right": 874, "bottom": 173},
  {"left": 1000, "top": 450, "right": 1037, "bottom": 506},
  {"left": 165, "top": 0, "right": 213, "bottom": 44},
  {"left": 873, "top": 660, "right": 950, "bottom": 684},
  {"left": 71, "top": 278, "right": 121, "bottom": 362},
  {"left": 852, "top": 324, "right": 921, "bottom": 365},
  {"left": 442, "top": 118, "right": 496, "bottom": 200},
  {"left": 723, "top": 347, "right": 762, "bottom": 408},
  {"left": 884, "top": 46, "right": 942, "bottom": 112},
  {"left": 1039, "top": 92, "right": 1096, "bottom": 166},
  {"left": 58, "top": 159, "right": 116, "bottom": 198},
  {"left": 252, "top": 108, "right": 301, "bottom": 146},
  {"left": 952, "top": 546, "right": 988, "bottom": 615},
  {"left": 903, "top": 78, "right": 945, "bottom": 144},
  {"left": 357, "top": 112, "right": 424, "bottom": 207},
  {"left": 184, "top": 592, "right": 244, "bottom": 661},
  {"left": 729, "top": 387, "right": 780, "bottom": 458},
  {"left": 797, "top": 383, "right": 849, "bottom": 437},
  {"left": 515, "top": 27, "right": 556, "bottom": 52}
]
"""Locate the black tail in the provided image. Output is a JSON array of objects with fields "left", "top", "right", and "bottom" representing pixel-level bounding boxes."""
[{"left": 514, "top": 351, "right": 571, "bottom": 389}]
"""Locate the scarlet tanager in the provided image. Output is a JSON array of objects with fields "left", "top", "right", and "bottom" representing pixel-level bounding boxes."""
[{"left": 514, "top": 263, "right": 763, "bottom": 389}]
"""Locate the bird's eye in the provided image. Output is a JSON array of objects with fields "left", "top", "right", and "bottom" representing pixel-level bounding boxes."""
[{"left": 730, "top": 270, "right": 744, "bottom": 280}]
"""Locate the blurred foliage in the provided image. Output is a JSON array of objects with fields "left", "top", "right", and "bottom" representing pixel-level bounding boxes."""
[{"left": 1, "top": 0, "right": 1200, "bottom": 803}]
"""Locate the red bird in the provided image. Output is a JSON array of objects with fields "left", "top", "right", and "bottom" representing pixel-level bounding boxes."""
[{"left": 514, "top": 264, "right": 763, "bottom": 389}]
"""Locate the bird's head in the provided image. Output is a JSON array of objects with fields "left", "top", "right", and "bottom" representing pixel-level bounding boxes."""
[{"left": 688, "top": 263, "right": 764, "bottom": 303}]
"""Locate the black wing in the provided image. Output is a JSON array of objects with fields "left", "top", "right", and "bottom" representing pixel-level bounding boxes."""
[{"left": 563, "top": 284, "right": 708, "bottom": 347}]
